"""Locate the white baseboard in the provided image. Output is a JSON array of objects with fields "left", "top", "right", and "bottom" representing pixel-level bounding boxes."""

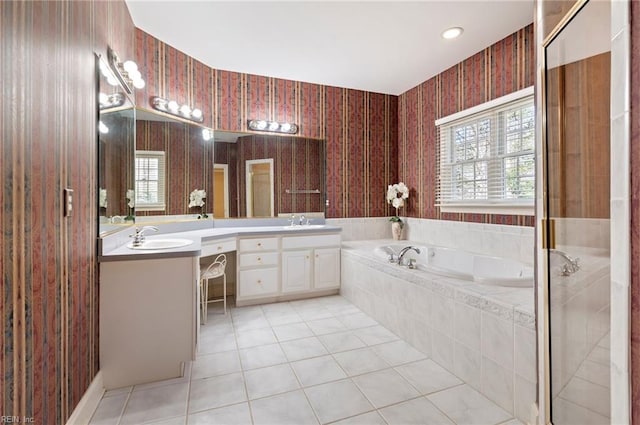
[{"left": 66, "top": 371, "right": 105, "bottom": 425}]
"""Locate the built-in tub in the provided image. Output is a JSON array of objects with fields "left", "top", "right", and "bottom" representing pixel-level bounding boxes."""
[{"left": 374, "top": 244, "right": 534, "bottom": 287}]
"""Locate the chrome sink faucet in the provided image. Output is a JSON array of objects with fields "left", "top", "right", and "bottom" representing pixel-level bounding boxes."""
[
  {"left": 299, "top": 215, "right": 306, "bottom": 226},
  {"left": 129, "top": 225, "right": 159, "bottom": 247},
  {"left": 397, "top": 246, "right": 421, "bottom": 266},
  {"left": 549, "top": 249, "right": 580, "bottom": 276}
]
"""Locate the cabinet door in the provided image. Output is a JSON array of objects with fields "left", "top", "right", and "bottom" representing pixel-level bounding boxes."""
[
  {"left": 314, "top": 247, "right": 341, "bottom": 289},
  {"left": 282, "top": 250, "right": 312, "bottom": 293}
]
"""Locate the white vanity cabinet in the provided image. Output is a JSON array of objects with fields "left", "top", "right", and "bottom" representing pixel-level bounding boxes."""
[
  {"left": 237, "top": 236, "right": 280, "bottom": 300},
  {"left": 236, "top": 231, "right": 341, "bottom": 306},
  {"left": 100, "top": 256, "right": 198, "bottom": 389}
]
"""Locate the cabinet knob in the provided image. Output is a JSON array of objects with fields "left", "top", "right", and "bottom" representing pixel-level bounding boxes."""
[
  {"left": 257, "top": 242, "right": 262, "bottom": 247},
  {"left": 217, "top": 246, "right": 222, "bottom": 250},
  {"left": 306, "top": 256, "right": 310, "bottom": 259},
  {"left": 257, "top": 257, "right": 261, "bottom": 262},
  {"left": 257, "top": 279, "right": 262, "bottom": 285}
]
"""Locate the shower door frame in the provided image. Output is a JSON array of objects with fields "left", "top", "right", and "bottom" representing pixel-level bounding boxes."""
[{"left": 538, "top": 0, "right": 631, "bottom": 423}]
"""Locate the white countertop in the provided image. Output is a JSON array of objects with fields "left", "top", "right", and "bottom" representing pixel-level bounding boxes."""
[{"left": 99, "top": 225, "right": 342, "bottom": 262}]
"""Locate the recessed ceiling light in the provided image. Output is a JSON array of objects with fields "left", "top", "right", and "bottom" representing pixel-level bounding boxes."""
[{"left": 441, "top": 27, "right": 464, "bottom": 40}]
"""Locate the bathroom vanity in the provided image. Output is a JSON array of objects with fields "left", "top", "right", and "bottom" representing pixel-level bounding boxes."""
[{"left": 98, "top": 224, "right": 341, "bottom": 389}]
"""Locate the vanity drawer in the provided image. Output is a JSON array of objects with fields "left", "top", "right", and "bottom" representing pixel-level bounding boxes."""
[
  {"left": 282, "top": 233, "right": 341, "bottom": 250},
  {"left": 238, "top": 268, "right": 279, "bottom": 297},
  {"left": 201, "top": 238, "right": 236, "bottom": 257},
  {"left": 239, "top": 252, "right": 279, "bottom": 268},
  {"left": 238, "top": 237, "right": 278, "bottom": 252}
]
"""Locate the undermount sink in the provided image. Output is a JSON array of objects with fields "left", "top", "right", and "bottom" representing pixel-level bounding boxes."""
[
  {"left": 127, "top": 238, "right": 194, "bottom": 250},
  {"left": 281, "top": 225, "right": 327, "bottom": 231}
]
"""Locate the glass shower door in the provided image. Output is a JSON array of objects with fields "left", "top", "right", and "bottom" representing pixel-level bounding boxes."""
[{"left": 543, "top": 1, "right": 612, "bottom": 423}]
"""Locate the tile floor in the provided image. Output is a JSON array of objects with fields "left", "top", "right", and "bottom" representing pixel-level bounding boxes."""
[{"left": 90, "top": 295, "right": 523, "bottom": 425}]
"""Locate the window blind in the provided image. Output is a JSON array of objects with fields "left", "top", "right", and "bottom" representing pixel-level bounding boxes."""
[{"left": 135, "top": 150, "right": 166, "bottom": 211}]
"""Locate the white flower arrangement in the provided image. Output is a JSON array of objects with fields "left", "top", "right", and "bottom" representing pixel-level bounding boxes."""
[
  {"left": 386, "top": 182, "right": 409, "bottom": 227},
  {"left": 125, "top": 189, "right": 135, "bottom": 221},
  {"left": 189, "top": 189, "right": 208, "bottom": 219},
  {"left": 99, "top": 188, "right": 108, "bottom": 209}
]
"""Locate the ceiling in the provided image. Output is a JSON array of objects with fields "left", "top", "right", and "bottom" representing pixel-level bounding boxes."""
[{"left": 125, "top": 1, "right": 534, "bottom": 96}]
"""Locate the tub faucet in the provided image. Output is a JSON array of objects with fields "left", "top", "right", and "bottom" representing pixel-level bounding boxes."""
[
  {"left": 397, "top": 246, "right": 421, "bottom": 266},
  {"left": 549, "top": 249, "right": 580, "bottom": 276},
  {"left": 129, "top": 225, "right": 159, "bottom": 247}
]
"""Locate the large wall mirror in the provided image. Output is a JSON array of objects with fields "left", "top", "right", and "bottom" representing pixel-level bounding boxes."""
[
  {"left": 215, "top": 132, "right": 326, "bottom": 219},
  {"left": 97, "top": 54, "right": 135, "bottom": 236}
]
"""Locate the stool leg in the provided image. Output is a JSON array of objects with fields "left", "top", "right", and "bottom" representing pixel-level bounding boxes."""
[
  {"left": 223, "top": 274, "right": 227, "bottom": 315},
  {"left": 203, "top": 278, "right": 208, "bottom": 325}
]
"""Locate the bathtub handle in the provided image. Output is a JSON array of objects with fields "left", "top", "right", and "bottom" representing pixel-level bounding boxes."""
[{"left": 387, "top": 254, "right": 396, "bottom": 263}]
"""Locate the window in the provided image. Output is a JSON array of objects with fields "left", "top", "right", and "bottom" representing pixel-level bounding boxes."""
[
  {"left": 436, "top": 87, "right": 534, "bottom": 214},
  {"left": 135, "top": 150, "right": 166, "bottom": 211}
]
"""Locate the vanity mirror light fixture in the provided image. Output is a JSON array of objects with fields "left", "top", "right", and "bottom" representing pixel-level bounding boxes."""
[
  {"left": 248, "top": 119, "right": 298, "bottom": 134},
  {"left": 151, "top": 96, "right": 204, "bottom": 123},
  {"left": 99, "top": 92, "right": 125, "bottom": 110},
  {"left": 107, "top": 47, "right": 145, "bottom": 93},
  {"left": 202, "top": 128, "right": 214, "bottom": 141}
]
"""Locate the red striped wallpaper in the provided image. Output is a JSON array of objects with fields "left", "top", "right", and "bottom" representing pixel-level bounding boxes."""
[
  {"left": 1, "top": 0, "right": 134, "bottom": 422},
  {"left": 134, "top": 29, "right": 399, "bottom": 218},
  {"left": 398, "top": 24, "right": 535, "bottom": 226}
]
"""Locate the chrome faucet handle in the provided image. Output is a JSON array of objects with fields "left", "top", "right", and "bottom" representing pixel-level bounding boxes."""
[
  {"left": 388, "top": 254, "right": 396, "bottom": 263},
  {"left": 289, "top": 214, "right": 296, "bottom": 226},
  {"left": 299, "top": 215, "right": 305, "bottom": 225}
]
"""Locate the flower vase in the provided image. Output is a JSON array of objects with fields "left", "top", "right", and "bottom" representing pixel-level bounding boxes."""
[{"left": 391, "top": 222, "right": 404, "bottom": 240}]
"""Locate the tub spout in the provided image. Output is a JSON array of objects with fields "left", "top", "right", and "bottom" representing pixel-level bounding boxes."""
[{"left": 398, "top": 246, "right": 421, "bottom": 266}]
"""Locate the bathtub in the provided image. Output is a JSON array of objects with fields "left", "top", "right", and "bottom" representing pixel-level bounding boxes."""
[{"left": 374, "top": 244, "right": 534, "bottom": 287}]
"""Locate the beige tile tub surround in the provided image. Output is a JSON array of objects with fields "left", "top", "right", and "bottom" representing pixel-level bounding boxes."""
[{"left": 340, "top": 241, "right": 535, "bottom": 423}]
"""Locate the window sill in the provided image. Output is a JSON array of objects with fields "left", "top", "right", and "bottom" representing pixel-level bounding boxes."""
[
  {"left": 438, "top": 203, "right": 534, "bottom": 216},
  {"left": 136, "top": 205, "right": 166, "bottom": 212}
]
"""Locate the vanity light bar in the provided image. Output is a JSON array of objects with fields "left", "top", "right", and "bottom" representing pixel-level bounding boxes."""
[
  {"left": 98, "top": 92, "right": 125, "bottom": 110},
  {"left": 151, "top": 97, "right": 204, "bottom": 123},
  {"left": 107, "top": 47, "right": 145, "bottom": 93},
  {"left": 248, "top": 119, "right": 298, "bottom": 134}
]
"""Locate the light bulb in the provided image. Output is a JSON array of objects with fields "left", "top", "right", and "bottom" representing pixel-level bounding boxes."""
[
  {"left": 98, "top": 121, "right": 109, "bottom": 134},
  {"left": 191, "top": 108, "right": 202, "bottom": 119},
  {"left": 167, "top": 101, "right": 179, "bottom": 112},
  {"left": 128, "top": 69, "right": 142, "bottom": 81},
  {"left": 202, "top": 129, "right": 212, "bottom": 141},
  {"left": 99, "top": 92, "right": 109, "bottom": 105},
  {"left": 269, "top": 121, "right": 280, "bottom": 131},
  {"left": 123, "top": 60, "right": 138, "bottom": 73},
  {"left": 280, "top": 123, "right": 291, "bottom": 132},
  {"left": 133, "top": 78, "right": 145, "bottom": 89},
  {"left": 179, "top": 104, "right": 191, "bottom": 116},
  {"left": 107, "top": 76, "right": 118, "bottom": 86},
  {"left": 441, "top": 27, "right": 463, "bottom": 40},
  {"left": 256, "top": 120, "right": 267, "bottom": 130}
]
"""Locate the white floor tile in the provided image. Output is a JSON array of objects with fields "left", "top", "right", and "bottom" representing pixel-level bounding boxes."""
[
  {"left": 188, "top": 402, "right": 251, "bottom": 425},
  {"left": 395, "top": 359, "right": 462, "bottom": 395},
  {"left": 144, "top": 417, "right": 185, "bottom": 425},
  {"left": 266, "top": 313, "right": 304, "bottom": 326},
  {"left": 379, "top": 397, "right": 454, "bottom": 425},
  {"left": 372, "top": 340, "right": 427, "bottom": 366},
  {"left": 337, "top": 312, "right": 379, "bottom": 330},
  {"left": 198, "top": 332, "right": 237, "bottom": 355},
  {"left": 235, "top": 327, "right": 278, "bottom": 349},
  {"left": 330, "top": 411, "right": 386, "bottom": 425},
  {"left": 352, "top": 368, "right": 420, "bottom": 408},
  {"left": 233, "top": 316, "right": 272, "bottom": 332},
  {"left": 428, "top": 384, "right": 511, "bottom": 425},
  {"left": 305, "top": 379, "right": 374, "bottom": 424},
  {"left": 575, "top": 359, "right": 610, "bottom": 388},
  {"left": 191, "top": 350, "right": 241, "bottom": 380},
  {"left": 250, "top": 390, "right": 319, "bottom": 425},
  {"left": 552, "top": 397, "right": 609, "bottom": 425},
  {"left": 296, "top": 307, "right": 335, "bottom": 322},
  {"left": 291, "top": 355, "right": 348, "bottom": 387},
  {"left": 356, "top": 325, "right": 399, "bottom": 346},
  {"left": 558, "top": 376, "right": 610, "bottom": 417},
  {"left": 280, "top": 336, "right": 329, "bottom": 361},
  {"left": 119, "top": 382, "right": 188, "bottom": 425},
  {"left": 239, "top": 343, "right": 288, "bottom": 370},
  {"left": 244, "top": 363, "right": 300, "bottom": 399},
  {"left": 188, "top": 373, "right": 247, "bottom": 414},
  {"left": 333, "top": 347, "right": 389, "bottom": 377},
  {"left": 318, "top": 331, "right": 367, "bottom": 353},
  {"left": 307, "top": 317, "right": 348, "bottom": 335},
  {"left": 272, "top": 322, "right": 314, "bottom": 342},
  {"left": 89, "top": 393, "right": 127, "bottom": 425}
]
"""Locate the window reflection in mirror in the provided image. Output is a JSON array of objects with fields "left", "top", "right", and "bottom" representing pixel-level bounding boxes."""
[{"left": 97, "top": 54, "right": 135, "bottom": 236}]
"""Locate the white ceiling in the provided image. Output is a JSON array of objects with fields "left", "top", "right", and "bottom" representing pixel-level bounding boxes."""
[{"left": 125, "top": 1, "right": 534, "bottom": 96}]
